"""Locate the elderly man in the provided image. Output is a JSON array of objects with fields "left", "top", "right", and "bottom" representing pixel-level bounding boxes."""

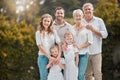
[{"left": 82, "top": 3, "right": 108, "bottom": 80}]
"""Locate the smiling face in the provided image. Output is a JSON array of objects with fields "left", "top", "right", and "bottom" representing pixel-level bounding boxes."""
[
  {"left": 42, "top": 17, "right": 51, "bottom": 30},
  {"left": 73, "top": 9, "right": 83, "bottom": 24},
  {"left": 83, "top": 5, "right": 94, "bottom": 18},
  {"left": 64, "top": 32, "right": 74, "bottom": 45},
  {"left": 50, "top": 46, "right": 59, "bottom": 58},
  {"left": 55, "top": 9, "right": 65, "bottom": 21},
  {"left": 73, "top": 12, "right": 83, "bottom": 23}
]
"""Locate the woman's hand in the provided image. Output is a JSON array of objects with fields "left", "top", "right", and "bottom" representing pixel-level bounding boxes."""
[
  {"left": 49, "top": 56, "right": 56, "bottom": 64},
  {"left": 73, "top": 43, "right": 80, "bottom": 48},
  {"left": 55, "top": 56, "right": 60, "bottom": 64}
]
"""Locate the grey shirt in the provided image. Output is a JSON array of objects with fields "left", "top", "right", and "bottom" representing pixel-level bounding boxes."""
[{"left": 53, "top": 21, "right": 75, "bottom": 44}]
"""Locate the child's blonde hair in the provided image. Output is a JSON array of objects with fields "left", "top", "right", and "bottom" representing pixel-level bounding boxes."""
[
  {"left": 64, "top": 31, "right": 74, "bottom": 38},
  {"left": 50, "top": 45, "right": 58, "bottom": 53}
]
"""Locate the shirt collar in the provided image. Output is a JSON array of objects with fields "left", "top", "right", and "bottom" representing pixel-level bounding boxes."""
[
  {"left": 53, "top": 20, "right": 68, "bottom": 27},
  {"left": 83, "top": 16, "right": 97, "bottom": 23}
]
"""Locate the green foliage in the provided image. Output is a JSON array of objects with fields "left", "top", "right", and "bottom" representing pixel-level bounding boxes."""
[
  {"left": 39, "top": 0, "right": 80, "bottom": 17},
  {"left": 0, "top": 0, "right": 120, "bottom": 80},
  {"left": 64, "top": 1, "right": 120, "bottom": 79},
  {"left": 0, "top": 14, "right": 39, "bottom": 80},
  {"left": 94, "top": 0, "right": 120, "bottom": 80},
  {"left": 94, "top": 0, "right": 120, "bottom": 36}
]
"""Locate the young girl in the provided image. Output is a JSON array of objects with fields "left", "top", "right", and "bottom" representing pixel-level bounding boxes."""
[
  {"left": 35, "top": 14, "right": 61, "bottom": 80},
  {"left": 47, "top": 45, "right": 65, "bottom": 80},
  {"left": 62, "top": 31, "right": 79, "bottom": 80}
]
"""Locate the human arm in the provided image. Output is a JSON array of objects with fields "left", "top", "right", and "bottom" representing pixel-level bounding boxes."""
[
  {"left": 36, "top": 31, "right": 55, "bottom": 61},
  {"left": 77, "top": 42, "right": 91, "bottom": 49},
  {"left": 75, "top": 52, "right": 79, "bottom": 67},
  {"left": 37, "top": 45, "right": 50, "bottom": 57},
  {"left": 62, "top": 43, "right": 68, "bottom": 52},
  {"left": 46, "top": 58, "right": 55, "bottom": 69},
  {"left": 59, "top": 58, "right": 65, "bottom": 70},
  {"left": 76, "top": 29, "right": 93, "bottom": 49},
  {"left": 56, "top": 42, "right": 62, "bottom": 63},
  {"left": 86, "top": 24, "right": 102, "bottom": 37},
  {"left": 54, "top": 30, "right": 62, "bottom": 63},
  {"left": 46, "top": 61, "right": 52, "bottom": 69},
  {"left": 59, "top": 63, "right": 65, "bottom": 70},
  {"left": 86, "top": 18, "right": 108, "bottom": 38}
]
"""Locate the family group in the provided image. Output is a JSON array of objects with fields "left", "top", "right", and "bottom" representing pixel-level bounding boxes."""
[{"left": 35, "top": 2, "right": 108, "bottom": 80}]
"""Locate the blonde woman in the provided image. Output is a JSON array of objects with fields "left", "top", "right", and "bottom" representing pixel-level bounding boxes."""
[{"left": 35, "top": 14, "right": 61, "bottom": 80}]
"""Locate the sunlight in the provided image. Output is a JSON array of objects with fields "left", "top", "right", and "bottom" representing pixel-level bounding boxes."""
[
  {"left": 16, "top": 5, "right": 24, "bottom": 14},
  {"left": 39, "top": 0, "right": 45, "bottom": 5},
  {"left": 16, "top": 0, "right": 25, "bottom": 14}
]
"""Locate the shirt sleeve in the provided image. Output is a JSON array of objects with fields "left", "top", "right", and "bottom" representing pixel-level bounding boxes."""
[
  {"left": 60, "top": 58, "right": 65, "bottom": 64},
  {"left": 54, "top": 30, "right": 61, "bottom": 43},
  {"left": 35, "top": 31, "right": 42, "bottom": 46},
  {"left": 87, "top": 30, "right": 93, "bottom": 44},
  {"left": 74, "top": 47, "right": 79, "bottom": 53},
  {"left": 99, "top": 19, "right": 108, "bottom": 39}
]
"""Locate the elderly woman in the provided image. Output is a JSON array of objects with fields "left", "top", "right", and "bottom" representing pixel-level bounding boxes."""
[{"left": 72, "top": 9, "right": 93, "bottom": 80}]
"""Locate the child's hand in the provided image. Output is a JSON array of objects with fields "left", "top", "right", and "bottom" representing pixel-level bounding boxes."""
[
  {"left": 63, "top": 43, "right": 70, "bottom": 52},
  {"left": 63, "top": 43, "right": 68, "bottom": 51}
]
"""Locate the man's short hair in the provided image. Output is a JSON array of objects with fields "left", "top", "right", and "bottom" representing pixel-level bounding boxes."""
[{"left": 55, "top": 7, "right": 65, "bottom": 13}]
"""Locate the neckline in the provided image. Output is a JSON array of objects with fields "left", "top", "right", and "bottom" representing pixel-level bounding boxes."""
[{"left": 74, "top": 24, "right": 85, "bottom": 32}]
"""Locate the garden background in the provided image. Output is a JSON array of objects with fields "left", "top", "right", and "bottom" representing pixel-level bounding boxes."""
[{"left": 0, "top": 0, "right": 120, "bottom": 80}]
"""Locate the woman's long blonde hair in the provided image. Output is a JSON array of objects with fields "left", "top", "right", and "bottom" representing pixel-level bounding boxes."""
[{"left": 38, "top": 14, "right": 54, "bottom": 37}]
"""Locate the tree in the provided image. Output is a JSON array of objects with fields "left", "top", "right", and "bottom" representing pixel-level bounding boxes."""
[
  {"left": 39, "top": 0, "right": 80, "bottom": 17},
  {"left": 0, "top": 14, "right": 39, "bottom": 80},
  {"left": 94, "top": 0, "right": 120, "bottom": 80},
  {"left": 0, "top": 0, "right": 40, "bottom": 25}
]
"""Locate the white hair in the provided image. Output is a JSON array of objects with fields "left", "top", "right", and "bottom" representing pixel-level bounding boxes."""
[
  {"left": 82, "top": 3, "right": 94, "bottom": 11},
  {"left": 73, "top": 9, "right": 83, "bottom": 17}
]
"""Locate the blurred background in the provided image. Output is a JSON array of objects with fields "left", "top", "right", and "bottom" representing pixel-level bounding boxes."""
[{"left": 0, "top": 0, "right": 120, "bottom": 80}]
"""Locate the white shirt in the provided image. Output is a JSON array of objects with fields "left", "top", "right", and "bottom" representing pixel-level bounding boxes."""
[
  {"left": 63, "top": 44, "right": 79, "bottom": 62},
  {"left": 47, "top": 58, "right": 65, "bottom": 80},
  {"left": 73, "top": 27, "right": 93, "bottom": 55},
  {"left": 82, "top": 16, "right": 108, "bottom": 54},
  {"left": 53, "top": 21, "right": 75, "bottom": 44},
  {"left": 35, "top": 30, "right": 61, "bottom": 56}
]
